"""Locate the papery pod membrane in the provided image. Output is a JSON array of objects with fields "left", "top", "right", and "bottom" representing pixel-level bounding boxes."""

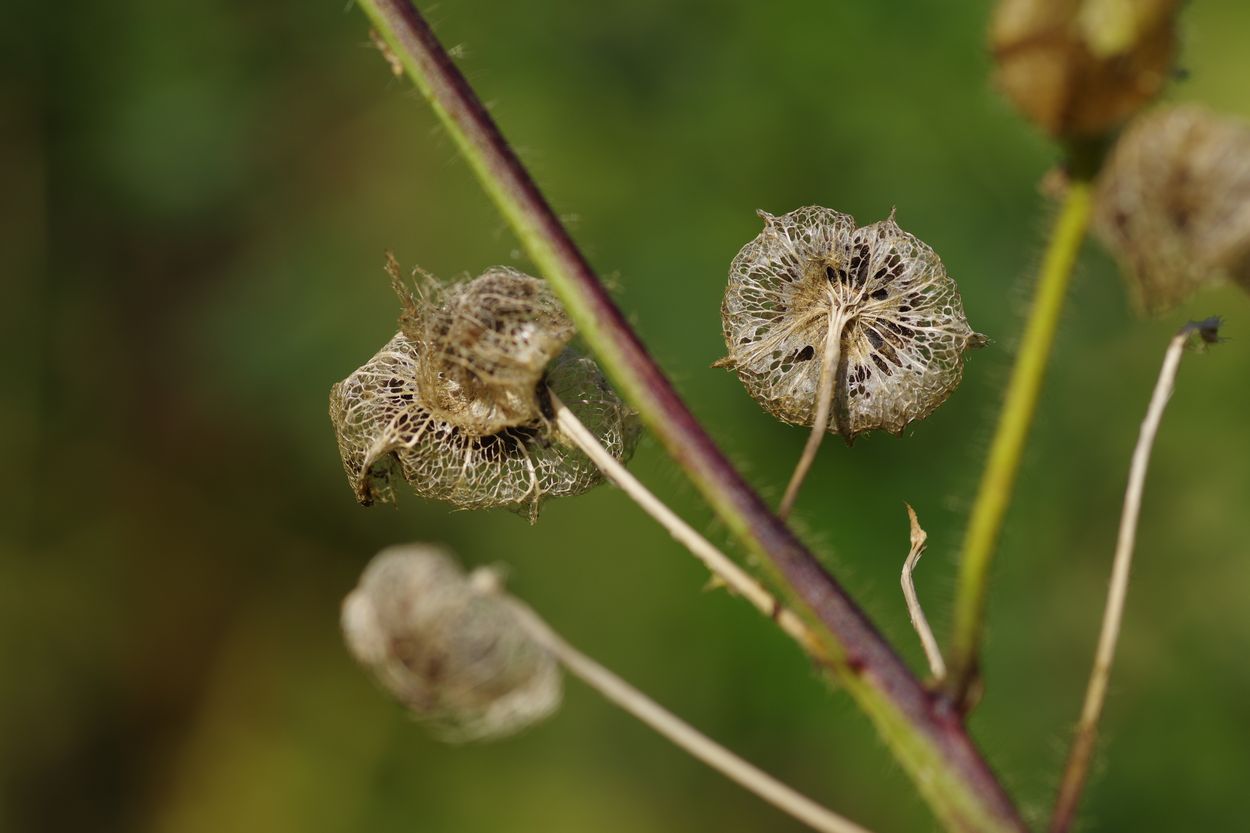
[{"left": 719, "top": 206, "right": 984, "bottom": 441}]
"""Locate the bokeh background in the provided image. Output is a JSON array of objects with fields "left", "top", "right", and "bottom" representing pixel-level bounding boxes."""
[{"left": 5, "top": 2, "right": 1249, "bottom": 831}]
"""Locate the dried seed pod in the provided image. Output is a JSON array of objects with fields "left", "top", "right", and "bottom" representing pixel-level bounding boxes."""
[
  {"left": 393, "top": 262, "right": 576, "bottom": 437},
  {"left": 329, "top": 332, "right": 638, "bottom": 520},
  {"left": 990, "top": 0, "right": 1181, "bottom": 139},
  {"left": 719, "top": 206, "right": 983, "bottom": 441},
  {"left": 342, "top": 544, "right": 561, "bottom": 742},
  {"left": 1094, "top": 104, "right": 1250, "bottom": 314}
]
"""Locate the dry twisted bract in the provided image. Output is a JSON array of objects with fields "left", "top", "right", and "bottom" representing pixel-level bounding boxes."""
[
  {"left": 342, "top": 544, "right": 561, "bottom": 742},
  {"left": 1094, "top": 104, "right": 1250, "bottom": 315},
  {"left": 990, "top": 0, "right": 1180, "bottom": 138},
  {"left": 392, "top": 261, "right": 576, "bottom": 437},
  {"left": 718, "top": 206, "right": 984, "bottom": 441},
  {"left": 329, "top": 331, "right": 637, "bottom": 520}
]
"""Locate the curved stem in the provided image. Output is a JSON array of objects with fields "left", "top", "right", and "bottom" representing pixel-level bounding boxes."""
[
  {"left": 551, "top": 392, "right": 832, "bottom": 664},
  {"left": 504, "top": 597, "right": 876, "bottom": 833},
  {"left": 779, "top": 303, "right": 848, "bottom": 520},
  {"left": 902, "top": 505, "right": 946, "bottom": 681},
  {"left": 946, "top": 180, "right": 1094, "bottom": 708},
  {"left": 353, "top": 4, "right": 1026, "bottom": 831},
  {"left": 1049, "top": 322, "right": 1215, "bottom": 833}
]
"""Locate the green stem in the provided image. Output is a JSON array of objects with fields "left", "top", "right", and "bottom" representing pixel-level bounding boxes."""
[
  {"left": 354, "top": 3, "right": 1027, "bottom": 831},
  {"left": 946, "top": 179, "right": 1095, "bottom": 708}
]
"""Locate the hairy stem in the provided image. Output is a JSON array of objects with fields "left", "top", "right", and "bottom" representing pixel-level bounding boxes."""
[
  {"left": 779, "top": 302, "right": 848, "bottom": 519},
  {"left": 551, "top": 392, "right": 831, "bottom": 664},
  {"left": 946, "top": 180, "right": 1094, "bottom": 707},
  {"left": 504, "top": 595, "right": 876, "bottom": 833},
  {"left": 1049, "top": 322, "right": 1216, "bottom": 833},
  {"left": 355, "top": 3, "right": 1026, "bottom": 830}
]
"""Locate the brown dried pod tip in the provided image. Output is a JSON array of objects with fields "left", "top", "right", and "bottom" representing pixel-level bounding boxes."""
[
  {"left": 329, "top": 261, "right": 639, "bottom": 520},
  {"left": 990, "top": 0, "right": 1181, "bottom": 139},
  {"left": 1094, "top": 104, "right": 1250, "bottom": 314},
  {"left": 342, "top": 544, "right": 561, "bottom": 742}
]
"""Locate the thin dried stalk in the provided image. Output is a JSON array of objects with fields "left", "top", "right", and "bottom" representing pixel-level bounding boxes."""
[{"left": 902, "top": 505, "right": 946, "bottom": 680}]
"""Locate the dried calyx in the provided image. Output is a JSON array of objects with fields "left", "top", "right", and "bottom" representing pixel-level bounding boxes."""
[
  {"left": 329, "top": 261, "right": 638, "bottom": 520},
  {"left": 990, "top": 0, "right": 1181, "bottom": 139},
  {"left": 718, "top": 206, "right": 984, "bottom": 442},
  {"left": 342, "top": 544, "right": 561, "bottom": 742},
  {"left": 1094, "top": 104, "right": 1250, "bottom": 315}
]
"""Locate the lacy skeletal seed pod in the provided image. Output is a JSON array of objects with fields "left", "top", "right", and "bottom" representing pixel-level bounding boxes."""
[
  {"left": 329, "top": 332, "right": 638, "bottom": 519},
  {"left": 393, "top": 262, "right": 576, "bottom": 437},
  {"left": 1094, "top": 104, "right": 1250, "bottom": 315},
  {"left": 342, "top": 544, "right": 561, "bottom": 742},
  {"left": 718, "top": 206, "right": 984, "bottom": 441},
  {"left": 990, "top": 0, "right": 1181, "bottom": 138}
]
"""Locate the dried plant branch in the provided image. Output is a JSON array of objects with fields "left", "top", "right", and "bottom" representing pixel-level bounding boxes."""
[
  {"left": 1048, "top": 319, "right": 1220, "bottom": 833},
  {"left": 902, "top": 505, "right": 946, "bottom": 681},
  {"left": 353, "top": 3, "right": 1026, "bottom": 830},
  {"left": 946, "top": 175, "right": 1096, "bottom": 708},
  {"left": 502, "top": 591, "right": 877, "bottom": 833},
  {"left": 551, "top": 391, "right": 831, "bottom": 664},
  {"left": 778, "top": 305, "right": 849, "bottom": 520}
]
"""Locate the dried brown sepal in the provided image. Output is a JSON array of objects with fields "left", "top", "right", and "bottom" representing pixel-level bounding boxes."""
[
  {"left": 990, "top": 0, "right": 1181, "bottom": 139},
  {"left": 342, "top": 544, "right": 562, "bottom": 742},
  {"left": 389, "top": 259, "right": 576, "bottom": 437},
  {"left": 719, "top": 206, "right": 984, "bottom": 441},
  {"left": 329, "top": 333, "right": 638, "bottom": 521},
  {"left": 1094, "top": 104, "right": 1250, "bottom": 315}
]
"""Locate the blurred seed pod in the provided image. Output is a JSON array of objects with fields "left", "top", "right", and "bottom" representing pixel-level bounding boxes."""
[
  {"left": 393, "top": 261, "right": 576, "bottom": 437},
  {"left": 1094, "top": 104, "right": 1250, "bottom": 315},
  {"left": 718, "top": 206, "right": 984, "bottom": 441},
  {"left": 342, "top": 544, "right": 561, "bottom": 742},
  {"left": 990, "top": 0, "right": 1181, "bottom": 139},
  {"left": 329, "top": 332, "right": 638, "bottom": 520}
]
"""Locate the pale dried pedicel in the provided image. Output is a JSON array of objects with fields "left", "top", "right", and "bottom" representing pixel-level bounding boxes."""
[
  {"left": 1094, "top": 104, "right": 1250, "bottom": 315},
  {"left": 329, "top": 333, "right": 638, "bottom": 520},
  {"left": 719, "top": 206, "right": 984, "bottom": 440},
  {"left": 342, "top": 544, "right": 562, "bottom": 742},
  {"left": 394, "top": 263, "right": 576, "bottom": 437}
]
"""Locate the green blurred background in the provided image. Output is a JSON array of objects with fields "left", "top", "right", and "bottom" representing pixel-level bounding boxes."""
[{"left": 4, "top": 2, "right": 1249, "bottom": 831}]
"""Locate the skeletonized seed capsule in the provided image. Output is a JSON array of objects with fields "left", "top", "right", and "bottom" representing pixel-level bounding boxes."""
[
  {"left": 718, "top": 206, "right": 984, "bottom": 441},
  {"left": 329, "top": 333, "right": 638, "bottom": 520},
  {"left": 990, "top": 0, "right": 1181, "bottom": 139},
  {"left": 393, "top": 262, "right": 576, "bottom": 437},
  {"left": 342, "top": 544, "right": 561, "bottom": 742},
  {"left": 1094, "top": 104, "right": 1250, "bottom": 314}
]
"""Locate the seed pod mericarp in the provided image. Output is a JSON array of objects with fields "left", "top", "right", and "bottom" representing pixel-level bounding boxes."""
[
  {"left": 990, "top": 0, "right": 1181, "bottom": 139},
  {"left": 1094, "top": 104, "right": 1250, "bottom": 315},
  {"left": 393, "top": 263, "right": 576, "bottom": 437},
  {"left": 342, "top": 544, "right": 561, "bottom": 742},
  {"left": 718, "top": 206, "right": 984, "bottom": 441},
  {"left": 329, "top": 333, "right": 637, "bottom": 519}
]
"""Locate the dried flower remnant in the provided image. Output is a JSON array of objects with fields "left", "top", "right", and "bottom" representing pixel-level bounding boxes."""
[
  {"left": 329, "top": 332, "right": 638, "bottom": 520},
  {"left": 718, "top": 206, "right": 984, "bottom": 443},
  {"left": 990, "top": 0, "right": 1181, "bottom": 139},
  {"left": 391, "top": 260, "right": 576, "bottom": 437},
  {"left": 342, "top": 544, "right": 561, "bottom": 741},
  {"left": 1094, "top": 104, "right": 1250, "bottom": 315}
]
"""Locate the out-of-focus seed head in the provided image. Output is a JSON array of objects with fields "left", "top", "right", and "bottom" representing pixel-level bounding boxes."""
[
  {"left": 342, "top": 544, "right": 561, "bottom": 742},
  {"left": 718, "top": 206, "right": 984, "bottom": 441},
  {"left": 392, "top": 260, "right": 576, "bottom": 437},
  {"left": 330, "top": 334, "right": 638, "bottom": 520},
  {"left": 990, "top": 0, "right": 1181, "bottom": 139},
  {"left": 1094, "top": 104, "right": 1250, "bottom": 315}
]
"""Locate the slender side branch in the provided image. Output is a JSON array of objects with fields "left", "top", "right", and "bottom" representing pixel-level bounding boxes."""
[
  {"left": 779, "top": 303, "right": 849, "bottom": 519},
  {"left": 552, "top": 392, "right": 831, "bottom": 664},
  {"left": 503, "top": 594, "right": 876, "bottom": 833},
  {"left": 946, "top": 180, "right": 1095, "bottom": 708},
  {"left": 902, "top": 505, "right": 946, "bottom": 681},
  {"left": 1049, "top": 320, "right": 1220, "bottom": 833},
  {"left": 354, "top": 3, "right": 1027, "bottom": 830}
]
